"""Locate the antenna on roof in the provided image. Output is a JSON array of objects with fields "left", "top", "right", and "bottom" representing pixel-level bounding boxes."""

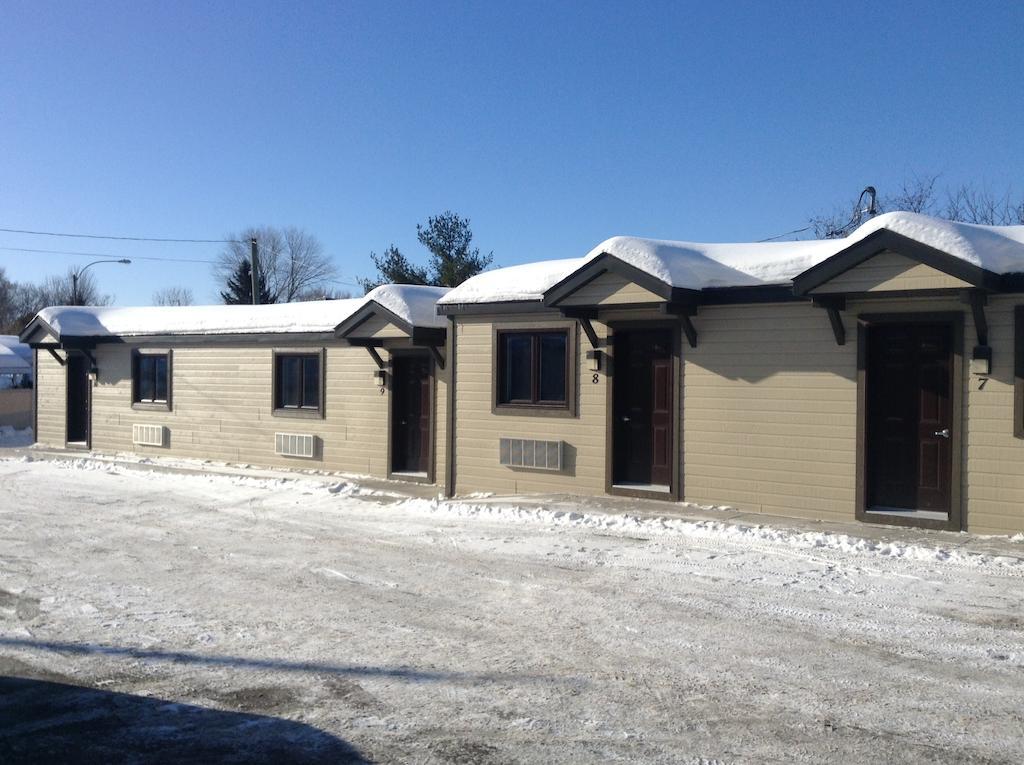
[{"left": 826, "top": 186, "right": 880, "bottom": 238}]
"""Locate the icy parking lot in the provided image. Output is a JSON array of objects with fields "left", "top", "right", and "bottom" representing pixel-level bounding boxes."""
[{"left": 0, "top": 456, "right": 1022, "bottom": 763}]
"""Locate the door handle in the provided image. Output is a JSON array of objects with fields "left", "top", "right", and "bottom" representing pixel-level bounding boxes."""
[
  {"left": 934, "top": 428, "right": 950, "bottom": 438},
  {"left": 621, "top": 416, "right": 630, "bottom": 422}
]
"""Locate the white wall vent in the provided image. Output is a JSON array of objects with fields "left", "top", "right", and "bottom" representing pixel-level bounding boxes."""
[
  {"left": 499, "top": 438, "right": 563, "bottom": 471},
  {"left": 132, "top": 423, "right": 167, "bottom": 447},
  {"left": 275, "top": 432, "right": 316, "bottom": 459}
]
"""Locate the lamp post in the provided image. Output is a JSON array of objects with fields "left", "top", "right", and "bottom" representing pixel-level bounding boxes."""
[{"left": 72, "top": 259, "right": 131, "bottom": 305}]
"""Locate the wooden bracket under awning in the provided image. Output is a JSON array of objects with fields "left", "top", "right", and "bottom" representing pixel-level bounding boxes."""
[
  {"left": 559, "top": 307, "right": 601, "bottom": 350},
  {"left": 961, "top": 289, "right": 989, "bottom": 346},
  {"left": 662, "top": 301, "right": 699, "bottom": 348},
  {"left": 428, "top": 345, "right": 445, "bottom": 370},
  {"left": 811, "top": 296, "right": 846, "bottom": 346},
  {"left": 346, "top": 340, "right": 386, "bottom": 369}
]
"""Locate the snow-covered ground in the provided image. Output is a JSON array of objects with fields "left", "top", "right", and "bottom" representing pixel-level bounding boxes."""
[{"left": 1, "top": 456, "right": 1022, "bottom": 763}]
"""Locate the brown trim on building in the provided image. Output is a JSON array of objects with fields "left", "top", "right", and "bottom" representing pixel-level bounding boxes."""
[
  {"left": 32, "top": 348, "right": 38, "bottom": 442},
  {"left": 603, "top": 319, "right": 683, "bottom": 502},
  {"left": 1015, "top": 305, "right": 1024, "bottom": 440},
  {"left": 793, "top": 230, "right": 1001, "bottom": 295},
  {"left": 270, "top": 348, "right": 326, "bottom": 420},
  {"left": 385, "top": 349, "right": 436, "bottom": 485},
  {"left": 854, "top": 312, "right": 964, "bottom": 532},
  {"left": 335, "top": 300, "right": 447, "bottom": 346},
  {"left": 700, "top": 285, "right": 806, "bottom": 305},
  {"left": 543, "top": 251, "right": 702, "bottom": 308},
  {"left": 64, "top": 350, "right": 91, "bottom": 450},
  {"left": 437, "top": 300, "right": 550, "bottom": 316},
  {"left": 490, "top": 321, "right": 579, "bottom": 418},
  {"left": 130, "top": 348, "right": 173, "bottom": 412},
  {"left": 445, "top": 317, "right": 457, "bottom": 497}
]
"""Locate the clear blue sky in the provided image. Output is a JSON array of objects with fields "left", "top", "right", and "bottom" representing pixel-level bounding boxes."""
[{"left": 1, "top": 1, "right": 1022, "bottom": 305}]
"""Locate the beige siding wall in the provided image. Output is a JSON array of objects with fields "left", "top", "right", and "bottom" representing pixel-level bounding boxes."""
[
  {"left": 26, "top": 340, "right": 446, "bottom": 483},
  {"left": 360, "top": 313, "right": 409, "bottom": 339},
  {"left": 960, "top": 295, "right": 1024, "bottom": 534},
  {"left": 434, "top": 350, "right": 448, "bottom": 487},
  {"left": 452, "top": 296, "right": 1024, "bottom": 534},
  {"left": 559, "top": 271, "right": 663, "bottom": 305},
  {"left": 452, "top": 312, "right": 612, "bottom": 495},
  {"left": 684, "top": 295, "right": 1024, "bottom": 534},
  {"left": 813, "top": 251, "right": 972, "bottom": 293},
  {"left": 36, "top": 349, "right": 65, "bottom": 446},
  {"left": 682, "top": 302, "right": 857, "bottom": 521}
]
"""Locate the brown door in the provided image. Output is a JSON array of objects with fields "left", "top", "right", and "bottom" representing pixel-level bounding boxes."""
[
  {"left": 613, "top": 329, "right": 674, "bottom": 488},
  {"left": 66, "top": 353, "right": 90, "bottom": 446},
  {"left": 391, "top": 355, "right": 431, "bottom": 474},
  {"left": 866, "top": 323, "right": 953, "bottom": 512}
]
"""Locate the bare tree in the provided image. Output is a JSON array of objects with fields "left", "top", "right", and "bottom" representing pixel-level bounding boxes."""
[
  {"left": 0, "top": 269, "right": 114, "bottom": 333},
  {"left": 810, "top": 175, "right": 1024, "bottom": 238},
  {"left": 0, "top": 267, "right": 14, "bottom": 330},
  {"left": 945, "top": 185, "right": 1024, "bottom": 225},
  {"left": 39, "top": 269, "right": 113, "bottom": 307},
  {"left": 215, "top": 226, "right": 337, "bottom": 303},
  {"left": 152, "top": 286, "right": 194, "bottom": 306}
]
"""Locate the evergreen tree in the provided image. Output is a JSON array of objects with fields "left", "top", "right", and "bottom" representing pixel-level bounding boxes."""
[
  {"left": 358, "top": 245, "right": 429, "bottom": 292},
  {"left": 220, "top": 259, "right": 275, "bottom": 305},
  {"left": 359, "top": 211, "right": 493, "bottom": 293},
  {"left": 417, "top": 211, "right": 493, "bottom": 287}
]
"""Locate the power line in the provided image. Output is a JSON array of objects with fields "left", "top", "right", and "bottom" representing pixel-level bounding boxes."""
[
  {"left": 757, "top": 225, "right": 812, "bottom": 242},
  {"left": 0, "top": 225, "right": 243, "bottom": 244},
  {"left": 0, "top": 245, "right": 220, "bottom": 264},
  {"left": 0, "top": 243, "right": 363, "bottom": 289}
]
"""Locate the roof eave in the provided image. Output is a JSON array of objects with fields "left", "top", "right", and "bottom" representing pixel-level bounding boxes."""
[{"left": 791, "top": 229, "right": 1002, "bottom": 296}]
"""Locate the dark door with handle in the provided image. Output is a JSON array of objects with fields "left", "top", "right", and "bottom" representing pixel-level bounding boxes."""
[
  {"left": 391, "top": 355, "right": 432, "bottom": 474},
  {"left": 66, "top": 353, "right": 91, "bottom": 446},
  {"left": 612, "top": 329, "right": 674, "bottom": 488},
  {"left": 866, "top": 322, "right": 953, "bottom": 513}
]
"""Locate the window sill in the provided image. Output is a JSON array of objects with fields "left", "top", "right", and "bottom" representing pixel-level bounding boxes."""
[
  {"left": 132, "top": 401, "right": 171, "bottom": 412},
  {"left": 492, "top": 403, "right": 575, "bottom": 418},
  {"left": 272, "top": 407, "right": 324, "bottom": 420}
]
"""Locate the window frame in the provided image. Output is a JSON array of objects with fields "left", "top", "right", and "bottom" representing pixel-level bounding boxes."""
[
  {"left": 272, "top": 349, "right": 326, "bottom": 419},
  {"left": 492, "top": 324, "right": 576, "bottom": 417},
  {"left": 131, "top": 349, "right": 172, "bottom": 411}
]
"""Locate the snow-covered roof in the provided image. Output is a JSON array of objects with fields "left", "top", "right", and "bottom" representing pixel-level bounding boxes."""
[
  {"left": 438, "top": 258, "right": 586, "bottom": 305},
  {"left": 0, "top": 336, "right": 32, "bottom": 374},
  {"left": 27, "top": 284, "right": 452, "bottom": 341},
  {"left": 365, "top": 284, "right": 450, "bottom": 328},
  {"left": 440, "top": 212, "right": 1024, "bottom": 305}
]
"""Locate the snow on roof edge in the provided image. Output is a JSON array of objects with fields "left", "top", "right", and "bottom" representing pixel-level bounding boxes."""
[
  {"left": 441, "top": 212, "right": 1024, "bottom": 306},
  {"left": 31, "top": 284, "right": 454, "bottom": 341}
]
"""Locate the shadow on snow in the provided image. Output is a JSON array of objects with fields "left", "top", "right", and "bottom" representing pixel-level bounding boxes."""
[
  {"left": 0, "top": 675, "right": 368, "bottom": 765},
  {"left": 0, "top": 636, "right": 568, "bottom": 685}
]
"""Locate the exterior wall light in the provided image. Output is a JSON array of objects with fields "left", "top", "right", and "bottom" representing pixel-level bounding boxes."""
[{"left": 970, "top": 345, "right": 992, "bottom": 376}]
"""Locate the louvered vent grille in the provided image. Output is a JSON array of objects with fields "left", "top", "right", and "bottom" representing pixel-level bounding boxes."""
[
  {"left": 499, "top": 438, "right": 563, "bottom": 471},
  {"left": 132, "top": 424, "right": 166, "bottom": 447},
  {"left": 275, "top": 432, "right": 316, "bottom": 459}
]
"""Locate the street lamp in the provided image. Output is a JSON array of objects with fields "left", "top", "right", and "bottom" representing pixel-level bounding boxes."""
[{"left": 72, "top": 259, "right": 131, "bottom": 305}]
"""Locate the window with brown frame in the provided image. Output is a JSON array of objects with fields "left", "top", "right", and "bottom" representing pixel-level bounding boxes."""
[
  {"left": 132, "top": 350, "right": 171, "bottom": 410},
  {"left": 273, "top": 351, "right": 323, "bottom": 416},
  {"left": 496, "top": 330, "right": 568, "bottom": 408},
  {"left": 1015, "top": 306, "right": 1024, "bottom": 439}
]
